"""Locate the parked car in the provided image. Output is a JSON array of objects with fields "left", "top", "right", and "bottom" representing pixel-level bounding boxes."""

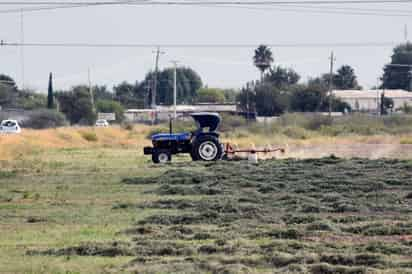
[
  {"left": 95, "top": 119, "right": 109, "bottom": 127},
  {"left": 0, "top": 120, "right": 21, "bottom": 134}
]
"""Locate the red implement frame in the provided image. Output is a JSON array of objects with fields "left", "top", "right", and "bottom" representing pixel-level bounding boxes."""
[{"left": 224, "top": 143, "right": 285, "bottom": 155}]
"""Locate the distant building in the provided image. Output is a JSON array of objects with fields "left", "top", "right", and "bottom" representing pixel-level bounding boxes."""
[
  {"left": 125, "top": 103, "right": 238, "bottom": 123},
  {"left": 332, "top": 89, "right": 412, "bottom": 112}
]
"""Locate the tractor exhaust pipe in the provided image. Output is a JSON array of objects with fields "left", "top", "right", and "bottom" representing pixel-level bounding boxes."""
[{"left": 169, "top": 115, "right": 173, "bottom": 134}]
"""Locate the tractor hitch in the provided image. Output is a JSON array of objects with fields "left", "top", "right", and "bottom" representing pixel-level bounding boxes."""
[{"left": 224, "top": 143, "right": 285, "bottom": 157}]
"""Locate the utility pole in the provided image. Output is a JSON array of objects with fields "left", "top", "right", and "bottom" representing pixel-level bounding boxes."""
[
  {"left": 246, "top": 82, "right": 250, "bottom": 123},
  {"left": 170, "top": 60, "right": 179, "bottom": 119},
  {"left": 328, "top": 51, "right": 335, "bottom": 117},
  {"left": 144, "top": 79, "right": 153, "bottom": 109},
  {"left": 376, "top": 77, "right": 381, "bottom": 116},
  {"left": 409, "top": 68, "right": 412, "bottom": 92},
  {"left": 152, "top": 47, "right": 164, "bottom": 109}
]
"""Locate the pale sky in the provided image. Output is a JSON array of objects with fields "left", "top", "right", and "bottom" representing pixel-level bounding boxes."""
[{"left": 0, "top": 2, "right": 410, "bottom": 92}]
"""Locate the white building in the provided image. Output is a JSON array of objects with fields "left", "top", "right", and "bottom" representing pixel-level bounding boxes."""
[
  {"left": 125, "top": 103, "right": 238, "bottom": 122},
  {"left": 332, "top": 89, "right": 412, "bottom": 112}
]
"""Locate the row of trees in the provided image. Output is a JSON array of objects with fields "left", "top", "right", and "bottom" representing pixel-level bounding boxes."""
[
  {"left": 0, "top": 68, "right": 236, "bottom": 125},
  {"left": 245, "top": 43, "right": 412, "bottom": 116},
  {"left": 252, "top": 41, "right": 412, "bottom": 93},
  {"left": 238, "top": 69, "right": 352, "bottom": 116},
  {"left": 2, "top": 41, "right": 412, "bottom": 124},
  {"left": 243, "top": 45, "right": 362, "bottom": 116}
]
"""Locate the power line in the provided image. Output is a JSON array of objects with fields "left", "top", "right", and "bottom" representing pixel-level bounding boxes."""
[
  {"left": 1, "top": 0, "right": 411, "bottom": 16},
  {"left": 0, "top": 1, "right": 136, "bottom": 5},
  {"left": 0, "top": 2, "right": 410, "bottom": 17},
  {"left": 201, "top": 4, "right": 412, "bottom": 16},
  {"left": 3, "top": 5, "right": 411, "bottom": 16},
  {"left": 1, "top": 0, "right": 412, "bottom": 5},
  {"left": 0, "top": 0, "right": 148, "bottom": 13},
  {"left": 0, "top": 41, "right": 399, "bottom": 48}
]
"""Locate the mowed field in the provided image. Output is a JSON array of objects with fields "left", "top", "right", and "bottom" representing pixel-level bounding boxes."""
[{"left": 1, "top": 127, "right": 412, "bottom": 273}]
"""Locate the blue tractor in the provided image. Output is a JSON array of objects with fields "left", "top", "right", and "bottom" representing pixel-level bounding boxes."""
[{"left": 144, "top": 112, "right": 223, "bottom": 163}]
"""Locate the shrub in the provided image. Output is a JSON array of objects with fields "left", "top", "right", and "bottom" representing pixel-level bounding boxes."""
[
  {"left": 22, "top": 109, "right": 68, "bottom": 129},
  {"left": 121, "top": 122, "right": 134, "bottom": 131},
  {"left": 281, "top": 126, "right": 311, "bottom": 139},
  {"left": 219, "top": 114, "right": 248, "bottom": 132},
  {"left": 195, "top": 87, "right": 225, "bottom": 103},
  {"left": 304, "top": 114, "right": 333, "bottom": 130},
  {"left": 279, "top": 113, "right": 333, "bottom": 131},
  {"left": 80, "top": 131, "right": 98, "bottom": 142},
  {"left": 96, "top": 99, "right": 125, "bottom": 123}
]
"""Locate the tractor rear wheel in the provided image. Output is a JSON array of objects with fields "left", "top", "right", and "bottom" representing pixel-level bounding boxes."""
[
  {"left": 192, "top": 135, "right": 222, "bottom": 161},
  {"left": 152, "top": 149, "right": 171, "bottom": 164}
]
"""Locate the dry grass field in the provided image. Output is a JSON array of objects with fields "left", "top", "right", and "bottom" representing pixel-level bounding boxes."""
[{"left": 1, "top": 122, "right": 412, "bottom": 273}]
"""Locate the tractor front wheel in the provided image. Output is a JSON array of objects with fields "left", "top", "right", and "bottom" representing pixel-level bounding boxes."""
[
  {"left": 152, "top": 149, "right": 171, "bottom": 164},
  {"left": 192, "top": 136, "right": 222, "bottom": 161}
]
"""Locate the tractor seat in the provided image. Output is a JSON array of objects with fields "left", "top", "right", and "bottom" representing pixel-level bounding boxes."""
[{"left": 152, "top": 132, "right": 191, "bottom": 142}]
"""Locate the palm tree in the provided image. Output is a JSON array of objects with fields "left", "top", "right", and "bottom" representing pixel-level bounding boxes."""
[{"left": 253, "top": 45, "right": 274, "bottom": 82}]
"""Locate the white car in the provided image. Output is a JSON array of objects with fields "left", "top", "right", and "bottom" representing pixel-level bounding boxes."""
[
  {"left": 95, "top": 119, "right": 109, "bottom": 127},
  {"left": 0, "top": 120, "right": 21, "bottom": 134}
]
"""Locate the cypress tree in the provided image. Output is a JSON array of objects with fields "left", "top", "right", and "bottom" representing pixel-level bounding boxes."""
[{"left": 47, "top": 72, "right": 54, "bottom": 109}]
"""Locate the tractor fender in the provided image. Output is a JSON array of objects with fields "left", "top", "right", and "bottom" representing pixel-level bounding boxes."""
[{"left": 192, "top": 132, "right": 219, "bottom": 140}]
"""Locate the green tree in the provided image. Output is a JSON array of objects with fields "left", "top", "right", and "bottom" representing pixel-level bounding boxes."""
[
  {"left": 93, "top": 85, "right": 113, "bottom": 102},
  {"left": 57, "top": 86, "right": 96, "bottom": 125},
  {"left": 0, "top": 74, "right": 49, "bottom": 109},
  {"left": 253, "top": 45, "right": 274, "bottom": 81},
  {"left": 47, "top": 73, "right": 54, "bottom": 109},
  {"left": 0, "top": 74, "right": 17, "bottom": 90},
  {"left": 222, "top": 89, "right": 237, "bottom": 103},
  {"left": 96, "top": 99, "right": 125, "bottom": 123},
  {"left": 265, "top": 66, "right": 300, "bottom": 87},
  {"left": 290, "top": 84, "right": 325, "bottom": 112},
  {"left": 196, "top": 88, "right": 225, "bottom": 103},
  {"left": 0, "top": 74, "right": 18, "bottom": 107},
  {"left": 15, "top": 89, "right": 46, "bottom": 110},
  {"left": 382, "top": 42, "right": 412, "bottom": 90},
  {"left": 254, "top": 84, "right": 289, "bottom": 116},
  {"left": 334, "top": 65, "right": 360, "bottom": 90},
  {"left": 290, "top": 81, "right": 350, "bottom": 112},
  {"left": 237, "top": 83, "right": 256, "bottom": 112},
  {"left": 113, "top": 81, "right": 144, "bottom": 108},
  {"left": 140, "top": 67, "right": 202, "bottom": 105}
]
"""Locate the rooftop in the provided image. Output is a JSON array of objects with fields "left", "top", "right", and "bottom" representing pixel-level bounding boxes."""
[{"left": 333, "top": 89, "right": 412, "bottom": 99}]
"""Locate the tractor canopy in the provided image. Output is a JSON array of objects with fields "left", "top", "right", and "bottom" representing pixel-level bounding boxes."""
[{"left": 191, "top": 112, "right": 221, "bottom": 132}]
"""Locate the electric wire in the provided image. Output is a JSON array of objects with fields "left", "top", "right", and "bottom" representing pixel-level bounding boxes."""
[
  {"left": 0, "top": 41, "right": 399, "bottom": 48},
  {"left": 0, "top": 0, "right": 411, "bottom": 16},
  {"left": 1, "top": 4, "right": 411, "bottom": 16},
  {"left": 1, "top": 0, "right": 412, "bottom": 5}
]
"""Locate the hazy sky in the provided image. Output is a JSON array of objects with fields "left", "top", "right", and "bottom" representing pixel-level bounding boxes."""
[{"left": 0, "top": 2, "right": 410, "bottom": 92}]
